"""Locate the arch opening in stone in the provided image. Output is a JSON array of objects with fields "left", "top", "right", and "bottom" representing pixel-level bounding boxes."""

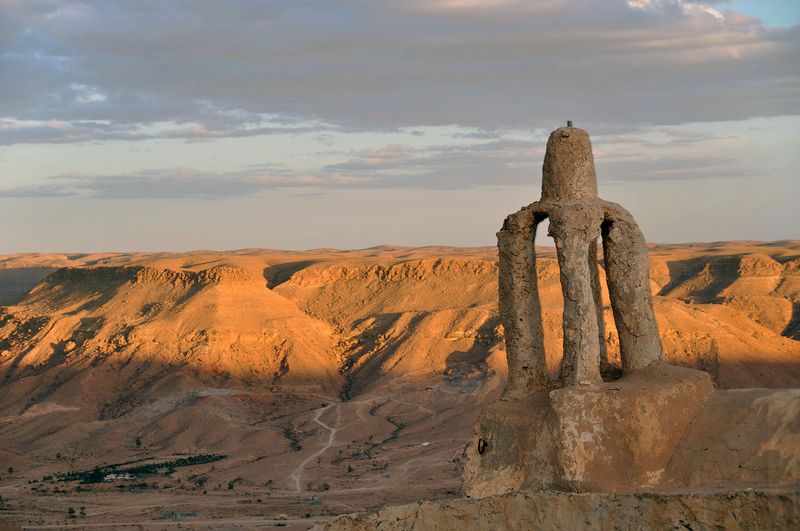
[
  {"left": 497, "top": 125, "right": 663, "bottom": 391},
  {"left": 532, "top": 214, "right": 563, "bottom": 380}
]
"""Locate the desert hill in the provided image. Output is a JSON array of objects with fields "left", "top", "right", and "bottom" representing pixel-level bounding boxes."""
[
  {"left": 0, "top": 241, "right": 798, "bottom": 528},
  {"left": 1, "top": 263, "right": 342, "bottom": 417},
  {"left": 3, "top": 242, "right": 798, "bottom": 401}
]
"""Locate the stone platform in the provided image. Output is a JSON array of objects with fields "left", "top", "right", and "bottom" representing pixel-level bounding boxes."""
[
  {"left": 321, "top": 486, "right": 799, "bottom": 531},
  {"left": 462, "top": 364, "right": 800, "bottom": 498}
]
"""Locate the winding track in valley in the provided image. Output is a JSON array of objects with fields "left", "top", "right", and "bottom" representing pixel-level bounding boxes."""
[{"left": 290, "top": 403, "right": 338, "bottom": 493}]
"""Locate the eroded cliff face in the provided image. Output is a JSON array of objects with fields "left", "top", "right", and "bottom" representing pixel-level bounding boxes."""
[
  {"left": 0, "top": 263, "right": 344, "bottom": 420},
  {"left": 2, "top": 243, "right": 799, "bottom": 414}
]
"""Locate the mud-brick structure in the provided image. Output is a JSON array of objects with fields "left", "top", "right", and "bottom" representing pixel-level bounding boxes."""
[
  {"left": 459, "top": 126, "right": 798, "bottom": 500},
  {"left": 322, "top": 125, "right": 800, "bottom": 530},
  {"left": 499, "top": 125, "right": 662, "bottom": 394}
]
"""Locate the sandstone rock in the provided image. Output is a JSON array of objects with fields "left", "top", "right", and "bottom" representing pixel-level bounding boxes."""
[
  {"left": 463, "top": 364, "right": 715, "bottom": 497},
  {"left": 321, "top": 487, "right": 799, "bottom": 531},
  {"left": 664, "top": 388, "right": 800, "bottom": 488},
  {"left": 462, "top": 342, "right": 800, "bottom": 499}
]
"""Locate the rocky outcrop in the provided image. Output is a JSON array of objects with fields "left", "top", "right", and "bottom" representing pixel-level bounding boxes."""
[
  {"left": 321, "top": 487, "right": 800, "bottom": 531},
  {"left": 0, "top": 262, "right": 344, "bottom": 417},
  {"left": 282, "top": 259, "right": 498, "bottom": 287},
  {"left": 42, "top": 264, "right": 251, "bottom": 289}
]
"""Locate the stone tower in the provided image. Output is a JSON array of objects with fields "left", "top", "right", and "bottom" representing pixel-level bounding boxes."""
[
  {"left": 461, "top": 125, "right": 796, "bottom": 502},
  {"left": 498, "top": 125, "right": 663, "bottom": 394}
]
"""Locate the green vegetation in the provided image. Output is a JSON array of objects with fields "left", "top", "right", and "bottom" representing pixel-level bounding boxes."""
[{"left": 50, "top": 454, "right": 227, "bottom": 484}]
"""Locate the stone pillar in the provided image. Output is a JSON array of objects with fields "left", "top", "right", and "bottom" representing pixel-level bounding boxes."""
[
  {"left": 601, "top": 202, "right": 664, "bottom": 370},
  {"left": 588, "top": 238, "right": 609, "bottom": 371},
  {"left": 497, "top": 205, "right": 549, "bottom": 396},
  {"left": 495, "top": 125, "right": 662, "bottom": 393},
  {"left": 549, "top": 204, "right": 603, "bottom": 386}
]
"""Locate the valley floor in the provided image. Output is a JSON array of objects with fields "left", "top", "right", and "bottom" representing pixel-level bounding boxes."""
[{"left": 0, "top": 377, "right": 499, "bottom": 530}]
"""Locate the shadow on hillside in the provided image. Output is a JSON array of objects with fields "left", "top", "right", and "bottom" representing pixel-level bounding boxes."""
[
  {"left": 0, "top": 351, "right": 338, "bottom": 421},
  {"left": 263, "top": 261, "right": 319, "bottom": 289},
  {"left": 783, "top": 302, "right": 800, "bottom": 341},
  {"left": 339, "top": 312, "right": 429, "bottom": 400},
  {"left": 442, "top": 317, "right": 501, "bottom": 390},
  {"left": 657, "top": 255, "right": 742, "bottom": 302},
  {"left": 0, "top": 267, "right": 60, "bottom": 305}
]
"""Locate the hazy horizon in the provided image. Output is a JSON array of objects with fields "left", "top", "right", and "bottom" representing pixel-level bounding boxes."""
[
  {"left": 6, "top": 238, "right": 800, "bottom": 257},
  {"left": 2, "top": 0, "right": 799, "bottom": 253}
]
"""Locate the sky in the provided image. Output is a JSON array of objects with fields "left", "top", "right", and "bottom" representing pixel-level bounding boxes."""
[{"left": 0, "top": 0, "right": 798, "bottom": 252}]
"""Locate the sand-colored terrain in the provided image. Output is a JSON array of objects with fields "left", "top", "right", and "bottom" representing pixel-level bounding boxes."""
[{"left": 0, "top": 241, "right": 798, "bottom": 528}]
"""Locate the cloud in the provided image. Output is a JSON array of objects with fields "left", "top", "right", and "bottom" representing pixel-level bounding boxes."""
[
  {"left": 3, "top": 126, "right": 755, "bottom": 199},
  {"left": 593, "top": 125, "right": 754, "bottom": 181},
  {"left": 40, "top": 167, "right": 334, "bottom": 199},
  {"left": 626, "top": 0, "right": 723, "bottom": 19},
  {"left": 0, "top": 116, "right": 335, "bottom": 145},
  {"left": 601, "top": 153, "right": 747, "bottom": 180},
  {"left": 0, "top": 183, "right": 72, "bottom": 198},
  {"left": 0, "top": 0, "right": 797, "bottom": 145}
]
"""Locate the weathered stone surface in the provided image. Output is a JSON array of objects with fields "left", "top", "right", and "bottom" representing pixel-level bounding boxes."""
[
  {"left": 601, "top": 200, "right": 663, "bottom": 370},
  {"left": 320, "top": 487, "right": 800, "bottom": 531},
  {"left": 463, "top": 364, "right": 715, "bottom": 497},
  {"left": 541, "top": 127, "right": 598, "bottom": 202},
  {"left": 549, "top": 364, "right": 713, "bottom": 492},
  {"left": 548, "top": 202, "right": 604, "bottom": 385},
  {"left": 463, "top": 365, "right": 800, "bottom": 499},
  {"left": 664, "top": 388, "right": 800, "bottom": 488},
  {"left": 497, "top": 125, "right": 664, "bottom": 387},
  {"left": 461, "top": 390, "right": 557, "bottom": 498},
  {"left": 497, "top": 205, "right": 549, "bottom": 396}
]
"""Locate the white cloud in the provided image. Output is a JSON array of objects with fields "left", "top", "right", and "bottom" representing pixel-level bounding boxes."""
[
  {"left": 69, "top": 83, "right": 107, "bottom": 104},
  {"left": 627, "top": 0, "right": 724, "bottom": 20}
]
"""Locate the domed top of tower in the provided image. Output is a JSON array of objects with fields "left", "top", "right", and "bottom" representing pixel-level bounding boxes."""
[{"left": 541, "top": 125, "right": 598, "bottom": 202}]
